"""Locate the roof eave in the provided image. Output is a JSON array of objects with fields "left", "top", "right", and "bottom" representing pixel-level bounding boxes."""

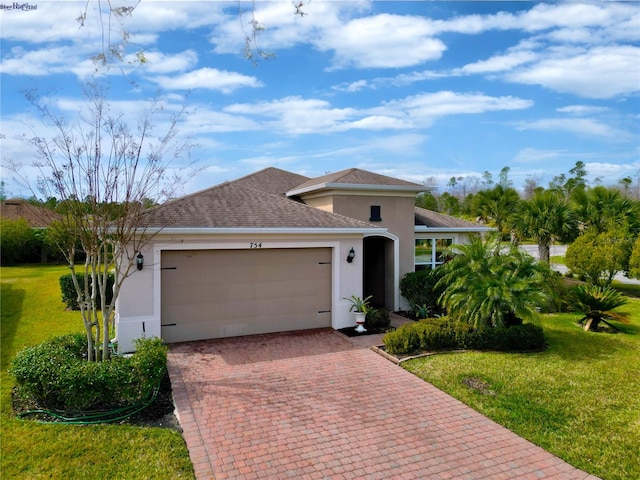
[
  {"left": 139, "top": 226, "right": 386, "bottom": 235},
  {"left": 414, "top": 226, "right": 494, "bottom": 233},
  {"left": 287, "top": 183, "right": 431, "bottom": 197}
]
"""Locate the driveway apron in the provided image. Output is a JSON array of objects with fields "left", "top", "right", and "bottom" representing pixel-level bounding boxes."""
[{"left": 168, "top": 329, "right": 597, "bottom": 480}]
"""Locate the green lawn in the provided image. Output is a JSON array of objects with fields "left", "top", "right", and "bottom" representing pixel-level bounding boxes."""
[
  {"left": 1, "top": 265, "right": 194, "bottom": 480},
  {"left": 403, "top": 300, "right": 640, "bottom": 480}
]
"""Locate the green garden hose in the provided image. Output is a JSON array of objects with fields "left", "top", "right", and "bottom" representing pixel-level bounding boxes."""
[{"left": 16, "top": 383, "right": 161, "bottom": 425}]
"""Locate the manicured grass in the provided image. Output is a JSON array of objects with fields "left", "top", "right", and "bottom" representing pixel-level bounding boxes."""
[
  {"left": 1, "top": 265, "right": 194, "bottom": 480},
  {"left": 403, "top": 300, "right": 640, "bottom": 480}
]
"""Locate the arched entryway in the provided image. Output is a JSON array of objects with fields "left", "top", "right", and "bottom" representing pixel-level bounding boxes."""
[{"left": 363, "top": 235, "right": 397, "bottom": 311}]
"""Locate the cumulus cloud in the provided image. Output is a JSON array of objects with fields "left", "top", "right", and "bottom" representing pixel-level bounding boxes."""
[
  {"left": 224, "top": 91, "right": 531, "bottom": 134},
  {"left": 320, "top": 14, "right": 447, "bottom": 69},
  {"left": 506, "top": 45, "right": 640, "bottom": 99},
  {"left": 461, "top": 51, "right": 538, "bottom": 74},
  {"left": 517, "top": 118, "right": 631, "bottom": 140},
  {"left": 153, "top": 68, "right": 263, "bottom": 93},
  {"left": 388, "top": 91, "right": 533, "bottom": 120},
  {"left": 556, "top": 105, "right": 610, "bottom": 115}
]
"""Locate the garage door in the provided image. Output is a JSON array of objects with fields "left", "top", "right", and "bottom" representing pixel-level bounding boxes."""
[{"left": 161, "top": 248, "right": 332, "bottom": 343}]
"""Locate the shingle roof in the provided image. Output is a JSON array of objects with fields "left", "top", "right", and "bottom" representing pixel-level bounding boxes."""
[
  {"left": 0, "top": 200, "right": 60, "bottom": 228},
  {"left": 232, "top": 167, "right": 310, "bottom": 196},
  {"left": 142, "top": 181, "right": 382, "bottom": 230},
  {"left": 288, "top": 168, "right": 425, "bottom": 195},
  {"left": 415, "top": 207, "right": 491, "bottom": 230}
]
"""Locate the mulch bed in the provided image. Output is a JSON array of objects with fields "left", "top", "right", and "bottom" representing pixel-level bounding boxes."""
[{"left": 337, "top": 326, "right": 395, "bottom": 337}]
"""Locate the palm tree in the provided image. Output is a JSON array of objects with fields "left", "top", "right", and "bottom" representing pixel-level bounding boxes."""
[
  {"left": 571, "top": 284, "right": 627, "bottom": 331},
  {"left": 571, "top": 186, "right": 640, "bottom": 234},
  {"left": 511, "top": 189, "right": 576, "bottom": 263},
  {"left": 471, "top": 185, "right": 521, "bottom": 239},
  {"left": 437, "top": 236, "right": 551, "bottom": 329}
]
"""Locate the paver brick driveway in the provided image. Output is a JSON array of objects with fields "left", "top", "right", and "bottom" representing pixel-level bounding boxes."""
[{"left": 168, "top": 329, "right": 597, "bottom": 480}]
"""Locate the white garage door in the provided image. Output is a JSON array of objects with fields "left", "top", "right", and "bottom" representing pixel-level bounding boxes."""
[{"left": 161, "top": 248, "right": 332, "bottom": 343}]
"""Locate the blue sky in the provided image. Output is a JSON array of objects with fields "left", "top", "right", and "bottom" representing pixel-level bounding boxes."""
[{"left": 1, "top": 1, "right": 639, "bottom": 198}]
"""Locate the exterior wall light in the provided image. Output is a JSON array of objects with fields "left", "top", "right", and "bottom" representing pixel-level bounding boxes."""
[
  {"left": 346, "top": 247, "right": 355, "bottom": 263},
  {"left": 136, "top": 252, "right": 144, "bottom": 271}
]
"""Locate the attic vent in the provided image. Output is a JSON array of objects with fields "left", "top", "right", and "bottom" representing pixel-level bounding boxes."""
[{"left": 369, "top": 205, "right": 382, "bottom": 222}]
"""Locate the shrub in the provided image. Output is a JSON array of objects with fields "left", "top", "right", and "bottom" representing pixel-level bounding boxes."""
[
  {"left": 540, "top": 271, "right": 575, "bottom": 313},
  {"left": 630, "top": 236, "right": 640, "bottom": 280},
  {"left": 565, "top": 230, "right": 632, "bottom": 286},
  {"left": 10, "top": 334, "right": 167, "bottom": 411},
  {"left": 0, "top": 218, "right": 40, "bottom": 264},
  {"left": 60, "top": 272, "right": 115, "bottom": 310},
  {"left": 365, "top": 307, "right": 390, "bottom": 331},
  {"left": 399, "top": 268, "right": 445, "bottom": 316},
  {"left": 383, "top": 323, "right": 421, "bottom": 355},
  {"left": 382, "top": 317, "right": 545, "bottom": 356}
]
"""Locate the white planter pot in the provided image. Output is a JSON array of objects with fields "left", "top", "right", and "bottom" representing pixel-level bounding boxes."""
[{"left": 354, "top": 312, "right": 367, "bottom": 333}]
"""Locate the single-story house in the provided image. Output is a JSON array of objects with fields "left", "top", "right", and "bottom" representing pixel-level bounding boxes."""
[
  {"left": 115, "top": 167, "right": 491, "bottom": 351},
  {"left": 0, "top": 199, "right": 60, "bottom": 228}
]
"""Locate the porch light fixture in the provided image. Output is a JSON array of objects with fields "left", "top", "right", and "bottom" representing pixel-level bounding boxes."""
[
  {"left": 136, "top": 252, "right": 144, "bottom": 271},
  {"left": 346, "top": 247, "right": 355, "bottom": 263}
]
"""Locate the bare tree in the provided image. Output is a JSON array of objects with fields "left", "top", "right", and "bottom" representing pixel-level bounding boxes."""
[
  {"left": 11, "top": 83, "right": 193, "bottom": 361},
  {"left": 76, "top": 0, "right": 304, "bottom": 70}
]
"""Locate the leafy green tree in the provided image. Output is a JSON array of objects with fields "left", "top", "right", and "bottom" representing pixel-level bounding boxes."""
[
  {"left": 437, "top": 236, "right": 551, "bottom": 329},
  {"left": 0, "top": 218, "right": 37, "bottom": 264},
  {"left": 511, "top": 189, "right": 577, "bottom": 263},
  {"left": 571, "top": 284, "right": 627, "bottom": 332},
  {"left": 549, "top": 161, "right": 588, "bottom": 198},
  {"left": 415, "top": 191, "right": 438, "bottom": 211},
  {"left": 438, "top": 192, "right": 461, "bottom": 216},
  {"left": 565, "top": 228, "right": 633, "bottom": 285},
  {"left": 629, "top": 236, "right": 640, "bottom": 279}
]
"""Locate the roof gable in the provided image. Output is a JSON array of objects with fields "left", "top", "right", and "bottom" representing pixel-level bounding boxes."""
[
  {"left": 231, "top": 167, "right": 310, "bottom": 197},
  {"left": 287, "top": 168, "right": 426, "bottom": 196}
]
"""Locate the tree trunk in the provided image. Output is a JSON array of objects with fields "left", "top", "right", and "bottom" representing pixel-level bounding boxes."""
[
  {"left": 583, "top": 317, "right": 601, "bottom": 331},
  {"left": 538, "top": 242, "right": 550, "bottom": 264}
]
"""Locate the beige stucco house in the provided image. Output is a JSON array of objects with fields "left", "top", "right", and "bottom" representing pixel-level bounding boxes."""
[{"left": 115, "top": 167, "right": 490, "bottom": 352}]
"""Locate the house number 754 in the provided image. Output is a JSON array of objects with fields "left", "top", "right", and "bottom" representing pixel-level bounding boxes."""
[{"left": 250, "top": 242, "right": 262, "bottom": 248}]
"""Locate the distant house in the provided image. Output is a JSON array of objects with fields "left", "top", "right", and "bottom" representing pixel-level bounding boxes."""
[
  {"left": 0, "top": 199, "right": 59, "bottom": 228},
  {"left": 0, "top": 199, "right": 61, "bottom": 263},
  {"left": 115, "top": 167, "right": 491, "bottom": 351}
]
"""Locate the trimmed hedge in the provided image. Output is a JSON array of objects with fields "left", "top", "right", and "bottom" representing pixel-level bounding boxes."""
[
  {"left": 60, "top": 272, "right": 114, "bottom": 310},
  {"left": 383, "top": 316, "right": 545, "bottom": 356},
  {"left": 10, "top": 333, "right": 167, "bottom": 411}
]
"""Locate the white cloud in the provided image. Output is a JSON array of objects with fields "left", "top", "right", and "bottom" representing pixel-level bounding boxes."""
[
  {"left": 153, "top": 68, "right": 263, "bottom": 93},
  {"left": 517, "top": 118, "right": 631, "bottom": 140},
  {"left": 513, "top": 148, "right": 569, "bottom": 164},
  {"left": 224, "top": 91, "right": 532, "bottom": 135},
  {"left": 137, "top": 50, "right": 199, "bottom": 74},
  {"left": 461, "top": 51, "right": 538, "bottom": 74},
  {"left": 390, "top": 91, "right": 532, "bottom": 120},
  {"left": 345, "top": 116, "right": 411, "bottom": 131},
  {"left": 556, "top": 105, "right": 610, "bottom": 115},
  {"left": 321, "top": 14, "right": 446, "bottom": 69},
  {"left": 227, "top": 97, "right": 356, "bottom": 134},
  {"left": 506, "top": 45, "right": 640, "bottom": 99}
]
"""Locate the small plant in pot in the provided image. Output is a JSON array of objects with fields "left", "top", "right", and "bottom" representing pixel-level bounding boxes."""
[{"left": 345, "top": 295, "right": 372, "bottom": 333}]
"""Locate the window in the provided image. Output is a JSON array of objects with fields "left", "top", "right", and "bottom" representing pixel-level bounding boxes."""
[
  {"left": 415, "top": 238, "right": 453, "bottom": 270},
  {"left": 369, "top": 205, "right": 382, "bottom": 222}
]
